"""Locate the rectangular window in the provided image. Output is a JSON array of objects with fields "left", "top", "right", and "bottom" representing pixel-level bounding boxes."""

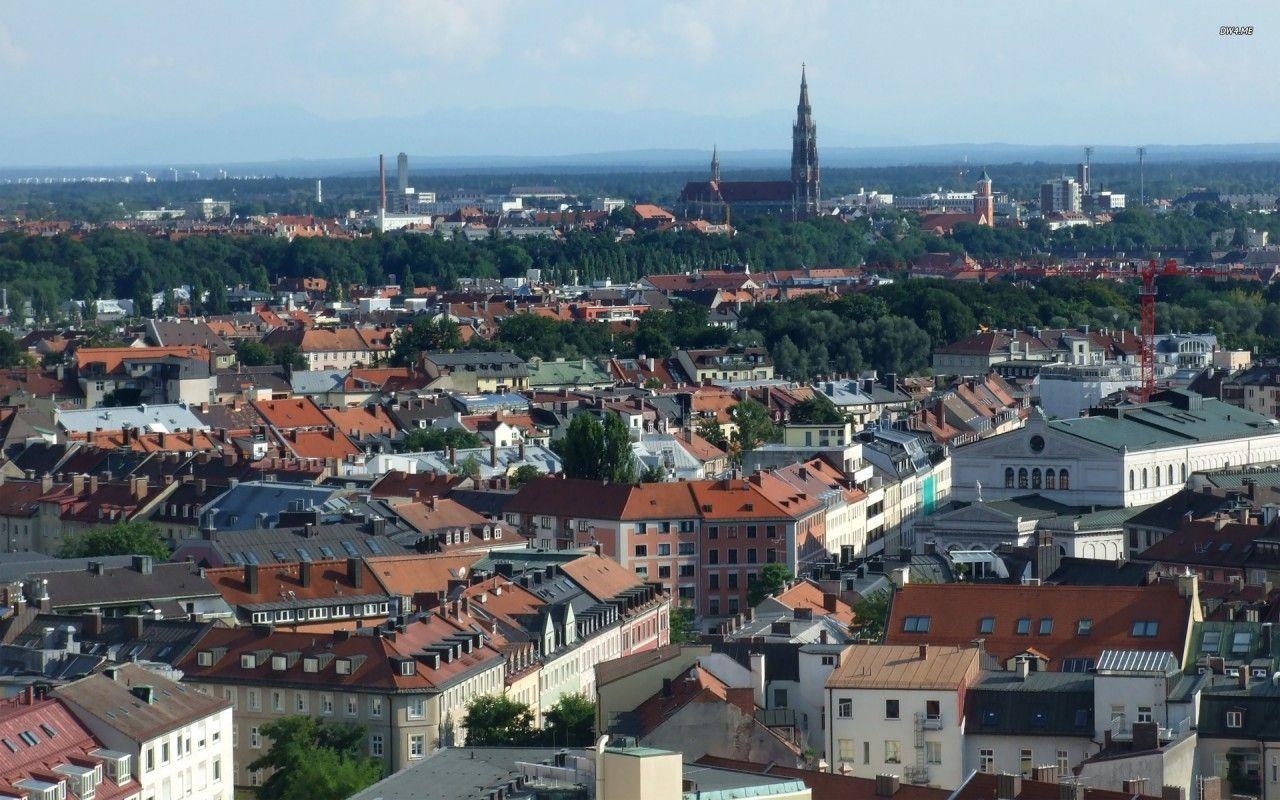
[
  {"left": 1077, "top": 618, "right": 1093, "bottom": 635},
  {"left": 634, "top": 545, "right": 647, "bottom": 557},
  {"left": 1131, "top": 620, "right": 1159, "bottom": 637},
  {"left": 926, "top": 741, "right": 941, "bottom": 765},
  {"left": 408, "top": 697, "right": 425, "bottom": 719},
  {"left": 249, "top": 727, "right": 261, "bottom": 749},
  {"left": 980, "top": 749, "right": 995, "bottom": 773},
  {"left": 678, "top": 542, "right": 695, "bottom": 555},
  {"left": 902, "top": 616, "right": 931, "bottom": 633},
  {"left": 321, "top": 694, "right": 333, "bottom": 715},
  {"left": 926, "top": 699, "right": 940, "bottom": 720},
  {"left": 1137, "top": 706, "right": 1153, "bottom": 723},
  {"left": 837, "top": 739, "right": 856, "bottom": 761},
  {"left": 728, "top": 549, "right": 738, "bottom": 564},
  {"left": 885, "top": 740, "right": 901, "bottom": 764},
  {"left": 838, "top": 698, "right": 853, "bottom": 718},
  {"left": 1016, "top": 618, "right": 1031, "bottom": 635},
  {"left": 727, "top": 573, "right": 738, "bottom": 590},
  {"left": 1038, "top": 618, "right": 1054, "bottom": 635},
  {"left": 979, "top": 617, "right": 995, "bottom": 634},
  {"left": 369, "top": 697, "right": 383, "bottom": 718},
  {"left": 708, "top": 574, "right": 719, "bottom": 590},
  {"left": 370, "top": 735, "right": 384, "bottom": 757},
  {"left": 1227, "top": 711, "right": 1243, "bottom": 728},
  {"left": 885, "top": 699, "right": 899, "bottom": 720},
  {"left": 346, "top": 696, "right": 358, "bottom": 716},
  {"left": 271, "top": 691, "right": 283, "bottom": 712},
  {"left": 1057, "top": 749, "right": 1069, "bottom": 774},
  {"left": 708, "top": 550, "right": 719, "bottom": 565},
  {"left": 658, "top": 543, "right": 671, "bottom": 556},
  {"left": 295, "top": 693, "right": 307, "bottom": 713},
  {"left": 409, "top": 735, "right": 425, "bottom": 759},
  {"left": 212, "top": 759, "right": 221, "bottom": 782}
]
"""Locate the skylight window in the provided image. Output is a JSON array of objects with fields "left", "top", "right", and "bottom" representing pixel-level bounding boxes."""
[
  {"left": 1038, "top": 618, "right": 1054, "bottom": 635},
  {"left": 979, "top": 617, "right": 995, "bottom": 634},
  {"left": 1202, "top": 630, "right": 1222, "bottom": 653},
  {"left": 1232, "top": 632, "right": 1252, "bottom": 654},
  {"left": 902, "top": 616, "right": 931, "bottom": 633},
  {"left": 1016, "top": 618, "right": 1031, "bottom": 635},
  {"left": 1131, "top": 621, "right": 1159, "bottom": 637}
]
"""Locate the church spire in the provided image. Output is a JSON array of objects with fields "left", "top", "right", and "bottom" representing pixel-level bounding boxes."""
[
  {"left": 791, "top": 64, "right": 819, "bottom": 219},
  {"left": 799, "top": 62, "right": 810, "bottom": 112},
  {"left": 710, "top": 144, "right": 721, "bottom": 182}
]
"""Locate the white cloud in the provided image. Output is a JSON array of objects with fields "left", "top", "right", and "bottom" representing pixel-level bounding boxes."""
[{"left": 0, "top": 23, "right": 28, "bottom": 68}]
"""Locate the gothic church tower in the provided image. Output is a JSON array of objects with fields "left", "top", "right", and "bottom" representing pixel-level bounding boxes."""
[{"left": 791, "top": 65, "right": 820, "bottom": 219}]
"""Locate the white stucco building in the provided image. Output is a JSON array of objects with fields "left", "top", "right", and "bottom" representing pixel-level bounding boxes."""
[
  {"left": 54, "top": 664, "right": 234, "bottom": 800},
  {"left": 953, "top": 391, "right": 1280, "bottom": 509},
  {"left": 825, "top": 645, "right": 981, "bottom": 789}
]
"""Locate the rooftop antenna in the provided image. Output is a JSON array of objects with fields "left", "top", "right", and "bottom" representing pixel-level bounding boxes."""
[{"left": 1136, "top": 146, "right": 1147, "bottom": 206}]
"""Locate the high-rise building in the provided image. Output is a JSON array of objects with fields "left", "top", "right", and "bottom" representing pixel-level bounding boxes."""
[
  {"left": 1076, "top": 162, "right": 1090, "bottom": 195},
  {"left": 791, "top": 65, "right": 820, "bottom": 219},
  {"left": 396, "top": 152, "right": 409, "bottom": 211},
  {"left": 1040, "top": 177, "right": 1082, "bottom": 214}
]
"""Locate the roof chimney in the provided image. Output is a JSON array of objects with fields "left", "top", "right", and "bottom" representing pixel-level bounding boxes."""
[
  {"left": 245, "top": 563, "right": 259, "bottom": 595},
  {"left": 348, "top": 557, "right": 363, "bottom": 588},
  {"left": 299, "top": 560, "right": 312, "bottom": 588}
]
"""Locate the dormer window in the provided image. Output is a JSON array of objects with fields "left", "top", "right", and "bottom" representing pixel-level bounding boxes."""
[
  {"left": 1227, "top": 710, "right": 1244, "bottom": 729},
  {"left": 271, "top": 655, "right": 287, "bottom": 671},
  {"left": 336, "top": 659, "right": 351, "bottom": 675},
  {"left": 197, "top": 651, "right": 213, "bottom": 667},
  {"left": 399, "top": 661, "right": 415, "bottom": 677},
  {"left": 240, "top": 654, "right": 257, "bottom": 669},
  {"left": 303, "top": 657, "right": 319, "bottom": 673}
]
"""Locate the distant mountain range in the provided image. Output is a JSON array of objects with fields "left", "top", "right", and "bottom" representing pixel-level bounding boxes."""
[{"left": 2, "top": 103, "right": 1278, "bottom": 178}]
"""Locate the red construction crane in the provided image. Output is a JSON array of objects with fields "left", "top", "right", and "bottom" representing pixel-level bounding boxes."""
[{"left": 1139, "top": 257, "right": 1185, "bottom": 401}]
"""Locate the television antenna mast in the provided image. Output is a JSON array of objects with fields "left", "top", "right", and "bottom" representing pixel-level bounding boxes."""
[{"left": 1136, "top": 146, "right": 1147, "bottom": 206}]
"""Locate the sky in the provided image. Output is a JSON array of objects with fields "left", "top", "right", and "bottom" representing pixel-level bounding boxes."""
[{"left": 1, "top": 0, "right": 1278, "bottom": 167}]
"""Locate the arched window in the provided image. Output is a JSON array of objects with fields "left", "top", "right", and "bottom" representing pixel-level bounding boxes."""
[
  {"left": 1142, "top": 468, "right": 1148, "bottom": 489},
  {"left": 1129, "top": 470, "right": 1135, "bottom": 491},
  {"left": 1168, "top": 464, "right": 1175, "bottom": 484},
  {"left": 1005, "top": 468, "right": 1015, "bottom": 488},
  {"left": 1018, "top": 468, "right": 1028, "bottom": 489},
  {"left": 1031, "top": 468, "right": 1042, "bottom": 489},
  {"left": 1059, "top": 470, "right": 1070, "bottom": 490},
  {"left": 1045, "top": 469, "right": 1056, "bottom": 490},
  {"left": 1155, "top": 468, "right": 1162, "bottom": 487},
  {"left": 1181, "top": 464, "right": 1188, "bottom": 481}
]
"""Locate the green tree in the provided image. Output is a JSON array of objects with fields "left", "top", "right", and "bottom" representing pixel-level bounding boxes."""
[
  {"left": 556, "top": 412, "right": 637, "bottom": 483},
  {"left": 59, "top": 521, "right": 169, "bottom": 560},
  {"left": 541, "top": 693, "right": 595, "bottom": 747},
  {"left": 509, "top": 464, "right": 543, "bottom": 488},
  {"left": 391, "top": 316, "right": 463, "bottom": 366},
  {"left": 729, "top": 399, "right": 778, "bottom": 461},
  {"left": 789, "top": 394, "right": 843, "bottom": 425},
  {"left": 463, "top": 695, "right": 536, "bottom": 746},
  {"left": 0, "top": 331, "right": 25, "bottom": 368},
  {"left": 400, "top": 426, "right": 483, "bottom": 453},
  {"left": 236, "top": 340, "right": 274, "bottom": 366},
  {"left": 277, "top": 344, "right": 307, "bottom": 371},
  {"left": 748, "top": 563, "right": 793, "bottom": 606},
  {"left": 851, "top": 589, "right": 891, "bottom": 641},
  {"left": 695, "top": 417, "right": 728, "bottom": 451},
  {"left": 670, "top": 606, "right": 698, "bottom": 644},
  {"left": 601, "top": 411, "right": 638, "bottom": 484},
  {"left": 248, "top": 717, "right": 381, "bottom": 800},
  {"left": 640, "top": 463, "right": 667, "bottom": 483}
]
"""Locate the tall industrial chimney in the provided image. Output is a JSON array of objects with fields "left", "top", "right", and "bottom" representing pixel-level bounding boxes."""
[
  {"left": 315, "top": 179, "right": 323, "bottom": 204},
  {"left": 378, "top": 154, "right": 387, "bottom": 213}
]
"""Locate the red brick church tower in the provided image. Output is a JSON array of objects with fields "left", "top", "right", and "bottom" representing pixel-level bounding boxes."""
[{"left": 973, "top": 169, "right": 995, "bottom": 227}]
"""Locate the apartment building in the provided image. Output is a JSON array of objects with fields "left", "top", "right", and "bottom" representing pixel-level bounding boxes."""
[
  {"left": 825, "top": 644, "right": 982, "bottom": 788},
  {"left": 54, "top": 664, "right": 233, "bottom": 800},
  {"left": 177, "top": 612, "right": 508, "bottom": 784},
  {"left": 0, "top": 688, "right": 142, "bottom": 800}
]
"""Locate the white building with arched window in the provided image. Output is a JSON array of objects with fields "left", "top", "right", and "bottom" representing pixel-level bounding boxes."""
[{"left": 952, "top": 390, "right": 1280, "bottom": 509}]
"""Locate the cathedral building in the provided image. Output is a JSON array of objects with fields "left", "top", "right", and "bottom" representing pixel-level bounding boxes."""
[{"left": 680, "top": 67, "right": 821, "bottom": 222}]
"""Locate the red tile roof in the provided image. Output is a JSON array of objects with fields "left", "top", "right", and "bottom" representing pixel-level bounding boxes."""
[
  {"left": 253, "top": 397, "right": 331, "bottom": 429},
  {"left": 884, "top": 581, "right": 1195, "bottom": 668},
  {"left": 560, "top": 554, "right": 645, "bottom": 602},
  {"left": 204, "top": 559, "right": 384, "bottom": 609}
]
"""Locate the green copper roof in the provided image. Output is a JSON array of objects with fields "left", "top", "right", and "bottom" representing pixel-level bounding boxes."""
[{"left": 1049, "top": 391, "right": 1279, "bottom": 452}]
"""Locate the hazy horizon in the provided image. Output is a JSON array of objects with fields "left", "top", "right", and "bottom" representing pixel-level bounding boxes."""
[{"left": 2, "top": 1, "right": 1277, "bottom": 168}]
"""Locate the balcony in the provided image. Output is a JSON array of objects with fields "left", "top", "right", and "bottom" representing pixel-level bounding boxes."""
[
  {"left": 922, "top": 713, "right": 944, "bottom": 730},
  {"left": 904, "top": 766, "right": 930, "bottom": 784}
]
